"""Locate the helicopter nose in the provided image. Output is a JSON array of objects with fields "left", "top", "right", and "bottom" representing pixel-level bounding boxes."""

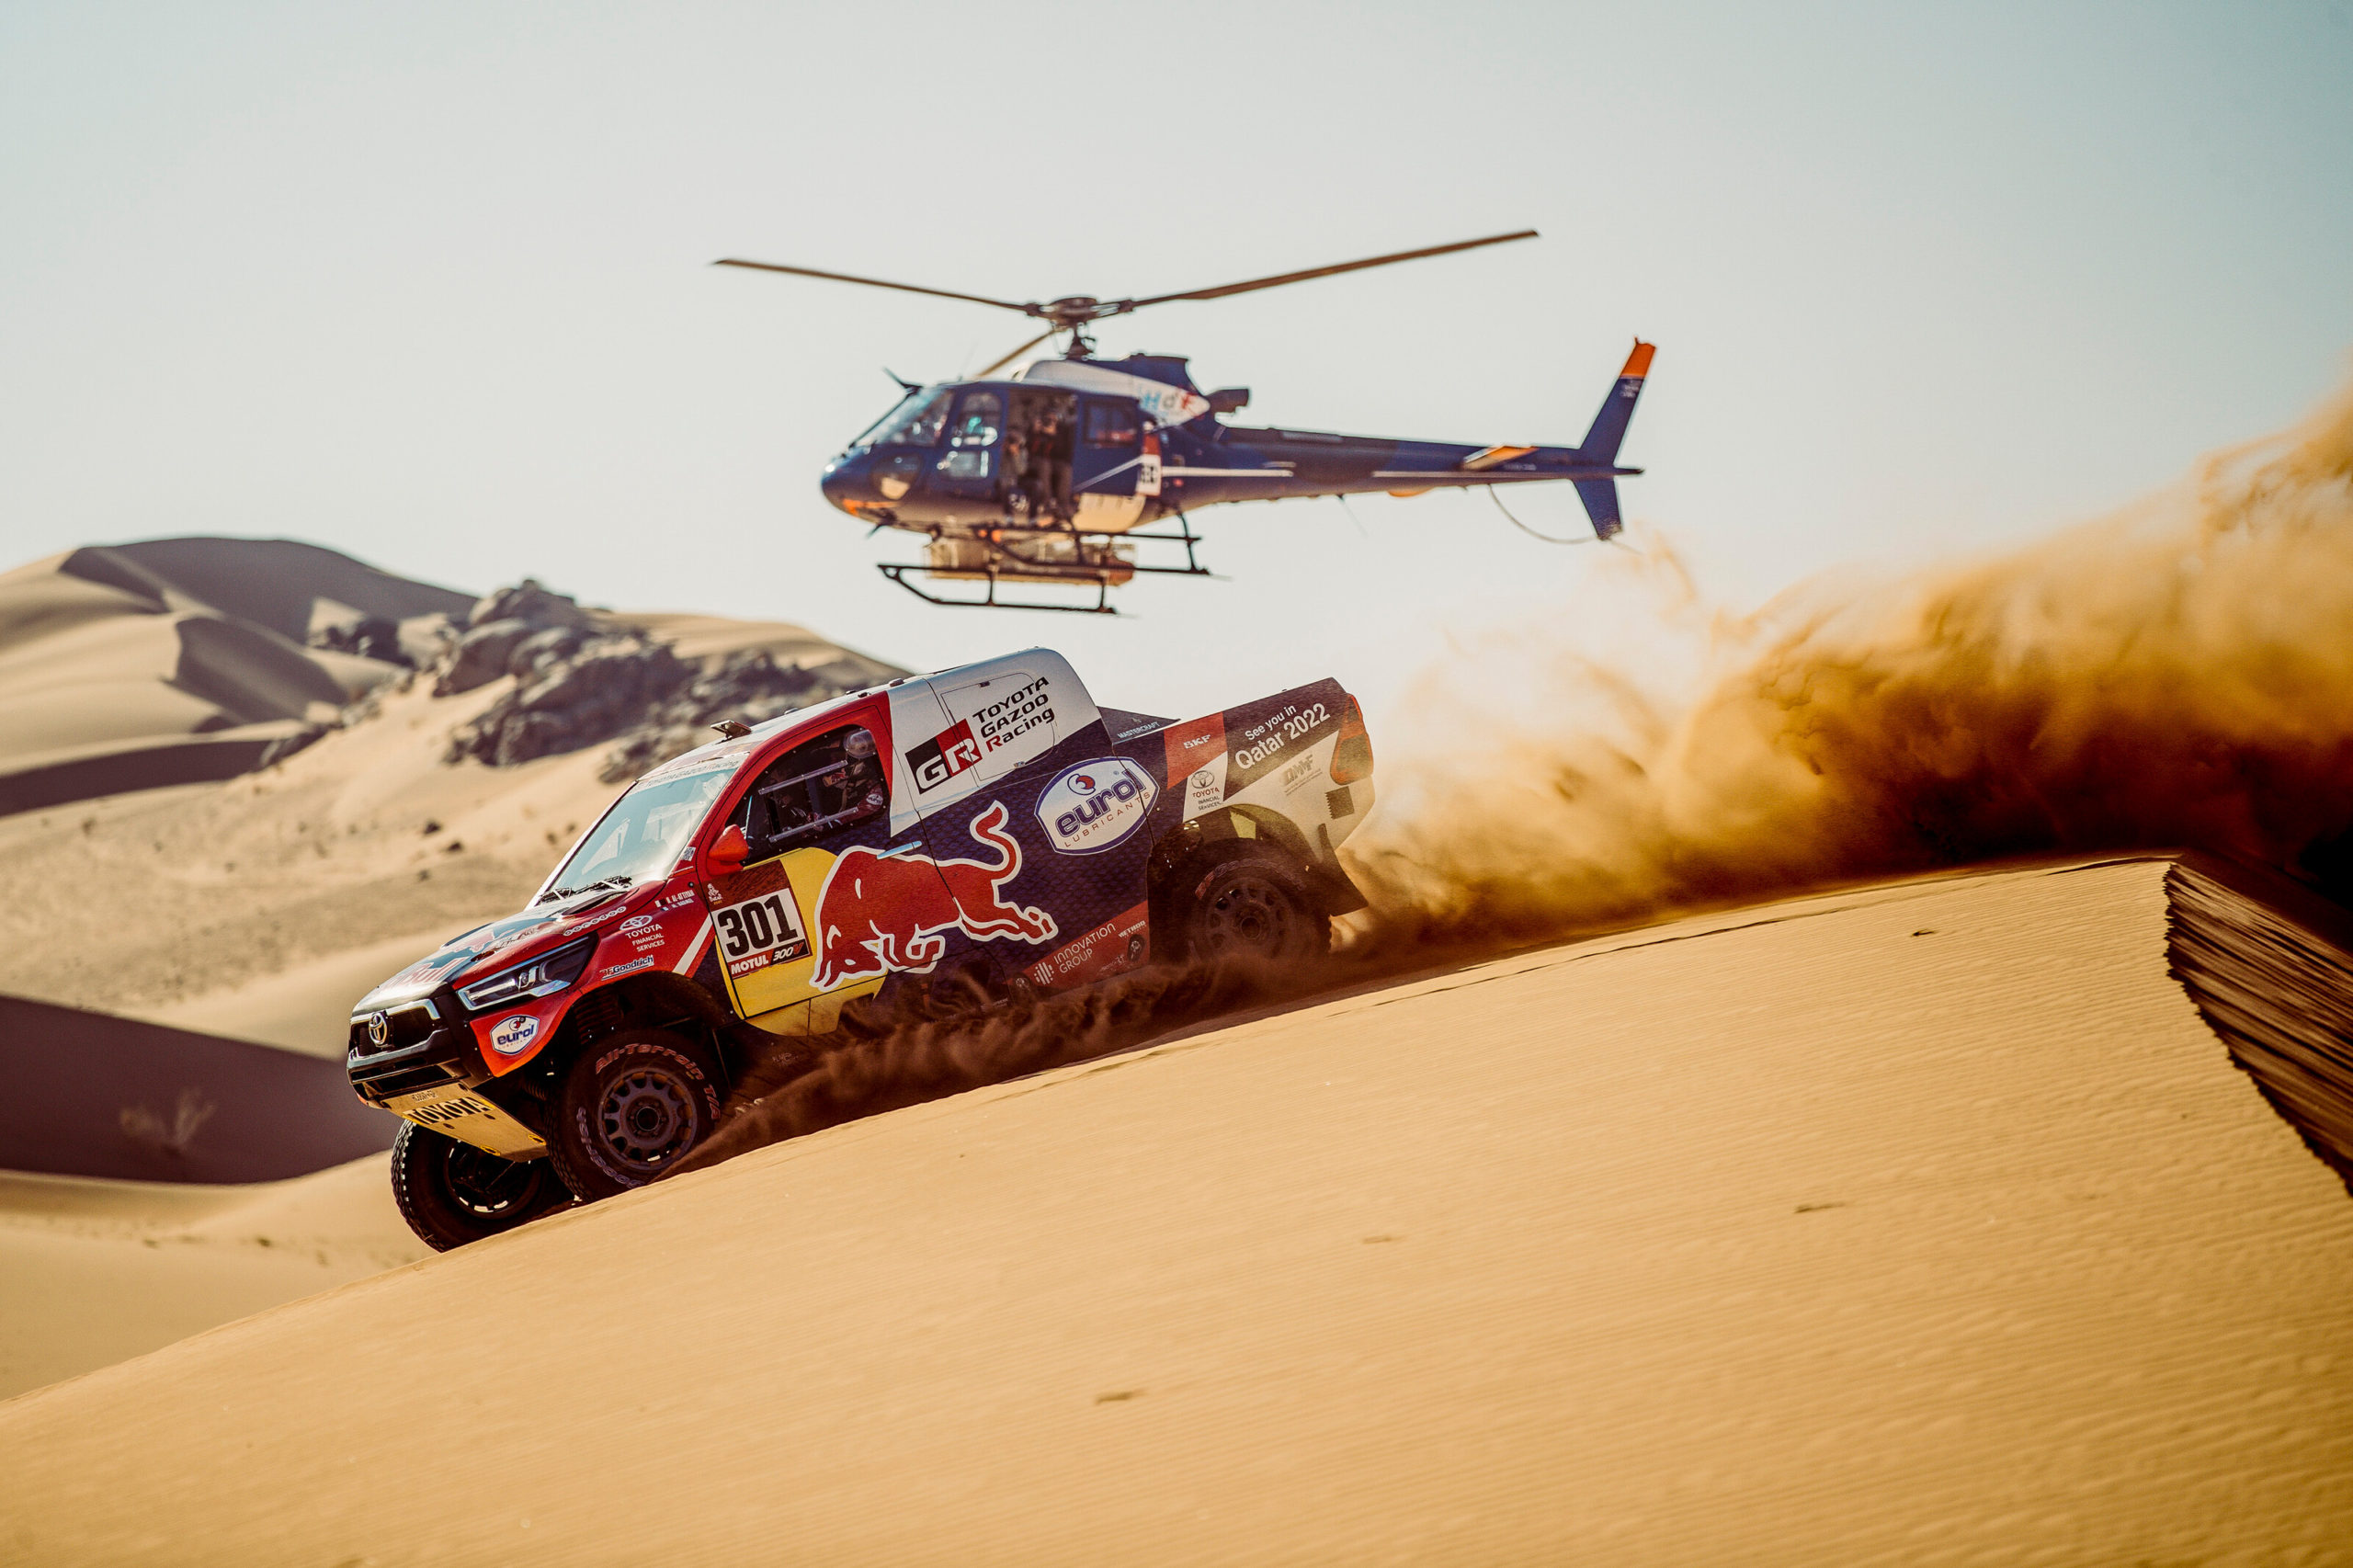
[
  {"left": 824, "top": 449, "right": 926, "bottom": 517},
  {"left": 821, "top": 455, "right": 873, "bottom": 516}
]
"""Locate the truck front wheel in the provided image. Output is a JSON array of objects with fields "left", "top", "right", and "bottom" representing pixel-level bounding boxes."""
[
  {"left": 550, "top": 1028, "right": 725, "bottom": 1201},
  {"left": 390, "top": 1121, "right": 569, "bottom": 1252},
  {"left": 1182, "top": 847, "right": 1330, "bottom": 966}
]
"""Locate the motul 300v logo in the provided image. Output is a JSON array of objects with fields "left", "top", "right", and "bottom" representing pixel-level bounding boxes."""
[{"left": 811, "top": 802, "right": 1057, "bottom": 988}]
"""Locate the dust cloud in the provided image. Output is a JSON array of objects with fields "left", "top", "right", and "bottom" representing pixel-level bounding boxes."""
[
  {"left": 1345, "top": 377, "right": 2353, "bottom": 954},
  {"left": 690, "top": 377, "right": 2353, "bottom": 1163}
]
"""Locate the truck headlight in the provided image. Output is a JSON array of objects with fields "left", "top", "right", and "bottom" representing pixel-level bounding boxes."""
[{"left": 457, "top": 937, "right": 597, "bottom": 1013}]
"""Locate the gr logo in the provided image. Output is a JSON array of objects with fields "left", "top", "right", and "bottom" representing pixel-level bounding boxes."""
[{"left": 906, "top": 720, "right": 981, "bottom": 794}]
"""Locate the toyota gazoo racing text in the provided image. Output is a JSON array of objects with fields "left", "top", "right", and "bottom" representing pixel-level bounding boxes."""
[{"left": 348, "top": 649, "right": 1376, "bottom": 1249}]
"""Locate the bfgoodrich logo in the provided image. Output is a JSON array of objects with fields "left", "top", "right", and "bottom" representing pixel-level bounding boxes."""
[{"left": 1036, "top": 758, "right": 1157, "bottom": 854}]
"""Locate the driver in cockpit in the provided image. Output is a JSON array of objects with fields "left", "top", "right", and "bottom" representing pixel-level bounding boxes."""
[{"left": 837, "top": 727, "right": 886, "bottom": 818}]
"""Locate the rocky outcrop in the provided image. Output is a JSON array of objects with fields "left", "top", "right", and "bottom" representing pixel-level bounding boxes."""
[
  {"left": 434, "top": 578, "right": 597, "bottom": 698},
  {"left": 447, "top": 636, "right": 694, "bottom": 767},
  {"left": 593, "top": 650, "right": 842, "bottom": 781},
  {"left": 469, "top": 580, "right": 594, "bottom": 634},
  {"left": 435, "top": 583, "right": 869, "bottom": 778},
  {"left": 306, "top": 616, "right": 413, "bottom": 666}
]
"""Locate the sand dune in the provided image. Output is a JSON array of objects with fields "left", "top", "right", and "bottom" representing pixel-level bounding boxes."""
[
  {"left": 0, "top": 540, "right": 472, "bottom": 817},
  {"left": 5, "top": 856, "right": 2347, "bottom": 1562},
  {"left": 0, "top": 1157, "right": 424, "bottom": 1401},
  {"left": 0, "top": 993, "right": 397, "bottom": 1184}
]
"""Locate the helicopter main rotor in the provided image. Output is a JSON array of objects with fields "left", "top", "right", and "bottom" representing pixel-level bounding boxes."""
[{"left": 714, "top": 229, "right": 1540, "bottom": 371}]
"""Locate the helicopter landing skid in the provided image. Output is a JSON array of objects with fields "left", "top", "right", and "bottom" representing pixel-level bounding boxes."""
[{"left": 875, "top": 521, "right": 1212, "bottom": 614}]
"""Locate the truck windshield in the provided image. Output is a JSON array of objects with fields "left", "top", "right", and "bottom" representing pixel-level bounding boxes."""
[{"left": 540, "top": 759, "right": 739, "bottom": 901}]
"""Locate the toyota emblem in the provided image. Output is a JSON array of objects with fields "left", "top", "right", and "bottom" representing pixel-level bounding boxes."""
[{"left": 367, "top": 1010, "right": 391, "bottom": 1047}]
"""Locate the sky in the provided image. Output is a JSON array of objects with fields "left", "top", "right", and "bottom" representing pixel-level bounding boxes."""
[{"left": 4, "top": 0, "right": 2348, "bottom": 722}]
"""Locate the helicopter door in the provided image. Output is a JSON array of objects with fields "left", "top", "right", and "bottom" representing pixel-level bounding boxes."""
[
  {"left": 1073, "top": 398, "right": 1147, "bottom": 531},
  {"left": 933, "top": 389, "right": 1004, "bottom": 507}
]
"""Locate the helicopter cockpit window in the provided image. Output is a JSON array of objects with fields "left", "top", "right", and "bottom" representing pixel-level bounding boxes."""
[
  {"left": 856, "top": 389, "right": 954, "bottom": 449},
  {"left": 737, "top": 724, "right": 887, "bottom": 856},
  {"left": 1085, "top": 402, "right": 1141, "bottom": 449}
]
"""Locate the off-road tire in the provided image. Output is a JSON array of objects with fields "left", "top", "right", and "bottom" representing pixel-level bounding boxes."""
[
  {"left": 390, "top": 1121, "right": 570, "bottom": 1252},
  {"left": 550, "top": 1028, "right": 725, "bottom": 1202},
  {"left": 1179, "top": 844, "right": 1330, "bottom": 967}
]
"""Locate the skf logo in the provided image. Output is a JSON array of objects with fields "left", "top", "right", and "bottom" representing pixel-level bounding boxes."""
[
  {"left": 490, "top": 1015, "right": 539, "bottom": 1054},
  {"left": 906, "top": 720, "right": 982, "bottom": 793}
]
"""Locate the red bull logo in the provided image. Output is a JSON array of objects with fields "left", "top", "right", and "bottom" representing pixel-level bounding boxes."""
[{"left": 811, "top": 801, "right": 1058, "bottom": 989}]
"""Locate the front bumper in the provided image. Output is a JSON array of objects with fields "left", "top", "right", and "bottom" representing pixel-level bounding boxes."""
[
  {"left": 347, "top": 995, "right": 549, "bottom": 1159},
  {"left": 347, "top": 990, "right": 484, "bottom": 1105}
]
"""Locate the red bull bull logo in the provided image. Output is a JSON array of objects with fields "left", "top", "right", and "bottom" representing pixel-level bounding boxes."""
[{"left": 811, "top": 801, "right": 1058, "bottom": 989}]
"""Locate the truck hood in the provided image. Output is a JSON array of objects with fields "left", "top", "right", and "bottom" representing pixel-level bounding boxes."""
[{"left": 351, "top": 886, "right": 637, "bottom": 1015}]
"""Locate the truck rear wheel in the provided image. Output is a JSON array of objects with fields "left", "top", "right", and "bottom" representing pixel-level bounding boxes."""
[
  {"left": 390, "top": 1121, "right": 569, "bottom": 1252},
  {"left": 1182, "top": 846, "right": 1330, "bottom": 966},
  {"left": 550, "top": 1028, "right": 725, "bottom": 1201}
]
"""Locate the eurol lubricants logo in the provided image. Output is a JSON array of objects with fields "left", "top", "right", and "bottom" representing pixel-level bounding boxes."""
[
  {"left": 489, "top": 1015, "right": 539, "bottom": 1054},
  {"left": 1035, "top": 758, "right": 1157, "bottom": 855}
]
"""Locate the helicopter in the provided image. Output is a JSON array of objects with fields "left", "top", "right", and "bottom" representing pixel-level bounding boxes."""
[{"left": 716, "top": 230, "right": 1653, "bottom": 613}]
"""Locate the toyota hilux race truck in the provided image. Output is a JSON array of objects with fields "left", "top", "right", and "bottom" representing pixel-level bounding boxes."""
[{"left": 348, "top": 648, "right": 1376, "bottom": 1249}]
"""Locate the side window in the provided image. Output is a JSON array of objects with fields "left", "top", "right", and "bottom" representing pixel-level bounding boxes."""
[
  {"left": 738, "top": 725, "right": 888, "bottom": 857},
  {"left": 940, "top": 391, "right": 1002, "bottom": 480},
  {"left": 1085, "top": 401, "right": 1140, "bottom": 449},
  {"left": 950, "top": 392, "right": 1002, "bottom": 448}
]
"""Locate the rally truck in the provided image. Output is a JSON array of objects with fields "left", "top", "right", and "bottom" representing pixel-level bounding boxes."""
[{"left": 347, "top": 648, "right": 1376, "bottom": 1249}]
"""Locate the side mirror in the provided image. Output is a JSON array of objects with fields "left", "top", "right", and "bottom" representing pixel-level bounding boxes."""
[
  {"left": 1207, "top": 387, "right": 1250, "bottom": 415},
  {"left": 706, "top": 824, "right": 749, "bottom": 876}
]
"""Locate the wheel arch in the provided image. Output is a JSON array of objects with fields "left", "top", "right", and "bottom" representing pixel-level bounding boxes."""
[
  {"left": 1145, "top": 807, "right": 1361, "bottom": 940},
  {"left": 537, "top": 971, "right": 740, "bottom": 1088}
]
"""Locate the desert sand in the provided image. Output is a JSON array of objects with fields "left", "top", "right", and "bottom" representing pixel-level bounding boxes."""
[
  {"left": 0, "top": 1157, "right": 425, "bottom": 1402},
  {"left": 5, "top": 856, "right": 2348, "bottom": 1563}
]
